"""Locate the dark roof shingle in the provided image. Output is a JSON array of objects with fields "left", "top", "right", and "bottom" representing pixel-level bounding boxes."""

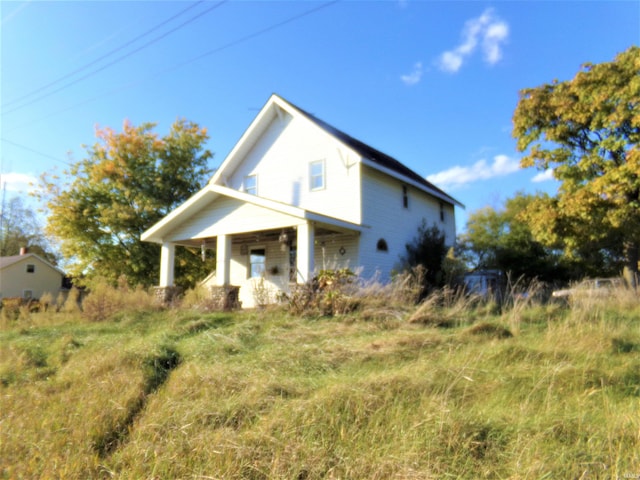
[{"left": 281, "top": 97, "right": 463, "bottom": 207}]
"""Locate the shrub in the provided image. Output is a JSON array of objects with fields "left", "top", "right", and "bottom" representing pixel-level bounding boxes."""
[{"left": 81, "top": 276, "right": 157, "bottom": 321}]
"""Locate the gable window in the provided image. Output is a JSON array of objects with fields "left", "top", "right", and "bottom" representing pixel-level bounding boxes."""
[
  {"left": 376, "top": 239, "right": 389, "bottom": 252},
  {"left": 26, "top": 264, "right": 35, "bottom": 273},
  {"left": 245, "top": 174, "right": 257, "bottom": 195},
  {"left": 309, "top": 160, "right": 325, "bottom": 191},
  {"left": 249, "top": 248, "right": 266, "bottom": 278},
  {"left": 402, "top": 186, "right": 409, "bottom": 209}
]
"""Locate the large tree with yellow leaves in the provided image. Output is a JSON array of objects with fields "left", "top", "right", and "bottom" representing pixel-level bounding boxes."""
[
  {"left": 513, "top": 46, "right": 640, "bottom": 286},
  {"left": 41, "top": 119, "right": 214, "bottom": 288}
]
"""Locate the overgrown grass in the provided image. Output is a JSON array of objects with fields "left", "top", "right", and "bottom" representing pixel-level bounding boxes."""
[{"left": 1, "top": 289, "right": 639, "bottom": 479}]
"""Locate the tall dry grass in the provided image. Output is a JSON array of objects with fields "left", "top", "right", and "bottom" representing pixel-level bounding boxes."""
[{"left": 1, "top": 281, "right": 638, "bottom": 478}]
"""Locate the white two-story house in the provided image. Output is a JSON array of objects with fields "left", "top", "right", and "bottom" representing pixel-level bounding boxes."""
[{"left": 141, "top": 94, "right": 463, "bottom": 308}]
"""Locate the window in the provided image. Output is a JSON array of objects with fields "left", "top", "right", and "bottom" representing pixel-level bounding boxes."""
[
  {"left": 245, "top": 174, "right": 257, "bottom": 195},
  {"left": 309, "top": 160, "right": 325, "bottom": 191},
  {"left": 26, "top": 264, "right": 35, "bottom": 273},
  {"left": 249, "top": 248, "right": 266, "bottom": 278},
  {"left": 23, "top": 290, "right": 33, "bottom": 299},
  {"left": 376, "top": 239, "right": 389, "bottom": 252},
  {"left": 440, "top": 202, "right": 445, "bottom": 222},
  {"left": 402, "top": 186, "right": 408, "bottom": 208}
]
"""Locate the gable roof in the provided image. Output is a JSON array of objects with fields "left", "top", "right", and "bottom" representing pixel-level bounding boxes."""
[
  {"left": 210, "top": 94, "right": 463, "bottom": 208},
  {"left": 279, "top": 96, "right": 464, "bottom": 208},
  {"left": 141, "top": 184, "right": 365, "bottom": 244},
  {"left": 0, "top": 253, "right": 65, "bottom": 275}
]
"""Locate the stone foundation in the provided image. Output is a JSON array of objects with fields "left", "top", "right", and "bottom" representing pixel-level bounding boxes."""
[
  {"left": 209, "top": 285, "right": 241, "bottom": 311},
  {"left": 153, "top": 286, "right": 183, "bottom": 304}
]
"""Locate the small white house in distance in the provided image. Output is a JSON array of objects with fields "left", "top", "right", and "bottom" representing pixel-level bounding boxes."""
[
  {"left": 142, "top": 94, "right": 463, "bottom": 308},
  {"left": 0, "top": 250, "right": 65, "bottom": 301}
]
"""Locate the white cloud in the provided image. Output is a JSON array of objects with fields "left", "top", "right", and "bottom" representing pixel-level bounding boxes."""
[
  {"left": 437, "top": 8, "right": 509, "bottom": 73},
  {"left": 531, "top": 169, "right": 555, "bottom": 183},
  {"left": 426, "top": 154, "right": 520, "bottom": 189},
  {"left": 400, "top": 61, "right": 423, "bottom": 86},
  {"left": 0, "top": 172, "right": 39, "bottom": 193}
]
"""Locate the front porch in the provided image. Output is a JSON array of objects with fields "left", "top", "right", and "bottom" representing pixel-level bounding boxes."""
[
  {"left": 141, "top": 184, "right": 363, "bottom": 309},
  {"left": 158, "top": 223, "right": 360, "bottom": 309}
]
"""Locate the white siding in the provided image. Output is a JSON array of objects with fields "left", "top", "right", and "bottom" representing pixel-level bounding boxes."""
[
  {"left": 358, "top": 166, "right": 456, "bottom": 281},
  {"left": 165, "top": 197, "right": 304, "bottom": 242},
  {"left": 201, "top": 234, "right": 359, "bottom": 308},
  {"left": 224, "top": 115, "right": 362, "bottom": 224}
]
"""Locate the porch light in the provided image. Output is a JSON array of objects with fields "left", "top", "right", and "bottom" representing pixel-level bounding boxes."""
[{"left": 279, "top": 230, "right": 289, "bottom": 251}]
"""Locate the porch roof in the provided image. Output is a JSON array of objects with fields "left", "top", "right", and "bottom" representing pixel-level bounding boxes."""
[{"left": 141, "top": 184, "right": 365, "bottom": 245}]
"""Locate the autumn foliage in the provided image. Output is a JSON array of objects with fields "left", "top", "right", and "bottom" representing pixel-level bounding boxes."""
[{"left": 40, "top": 119, "right": 214, "bottom": 288}]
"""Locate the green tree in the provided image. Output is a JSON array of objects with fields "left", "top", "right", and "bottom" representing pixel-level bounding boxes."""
[
  {"left": 398, "top": 220, "right": 448, "bottom": 296},
  {"left": 0, "top": 196, "right": 58, "bottom": 263},
  {"left": 39, "top": 119, "right": 214, "bottom": 288},
  {"left": 459, "top": 193, "right": 562, "bottom": 282},
  {"left": 459, "top": 192, "right": 620, "bottom": 282},
  {"left": 513, "top": 46, "right": 640, "bottom": 286}
]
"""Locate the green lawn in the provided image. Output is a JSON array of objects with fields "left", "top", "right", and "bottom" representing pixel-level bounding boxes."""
[{"left": 1, "top": 298, "right": 639, "bottom": 479}]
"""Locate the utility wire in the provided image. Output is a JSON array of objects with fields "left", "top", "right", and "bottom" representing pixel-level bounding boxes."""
[
  {"left": 1, "top": 138, "right": 73, "bottom": 166},
  {"left": 1, "top": 0, "right": 205, "bottom": 109},
  {"left": 2, "top": 1, "right": 227, "bottom": 116},
  {"left": 161, "top": 0, "right": 339, "bottom": 74},
  {"left": 6, "top": 0, "right": 339, "bottom": 134}
]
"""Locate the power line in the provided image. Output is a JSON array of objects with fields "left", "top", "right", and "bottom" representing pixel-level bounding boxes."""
[
  {"left": 2, "top": 1, "right": 227, "bottom": 116},
  {"left": 162, "top": 0, "right": 339, "bottom": 74},
  {"left": 2, "top": 1, "right": 206, "bottom": 109},
  {"left": 0, "top": 138, "right": 73, "bottom": 166},
  {"left": 6, "top": 0, "right": 340, "bottom": 133}
]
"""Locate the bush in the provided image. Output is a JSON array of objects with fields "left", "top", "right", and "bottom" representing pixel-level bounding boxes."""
[{"left": 81, "top": 276, "right": 158, "bottom": 321}]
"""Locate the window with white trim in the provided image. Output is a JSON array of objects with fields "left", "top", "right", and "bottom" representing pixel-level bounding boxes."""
[
  {"left": 309, "top": 160, "right": 325, "bottom": 191},
  {"left": 245, "top": 174, "right": 257, "bottom": 195}
]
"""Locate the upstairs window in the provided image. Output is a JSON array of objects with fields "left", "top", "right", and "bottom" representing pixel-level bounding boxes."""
[
  {"left": 309, "top": 160, "right": 325, "bottom": 191},
  {"left": 440, "top": 202, "right": 445, "bottom": 222},
  {"left": 402, "top": 185, "right": 409, "bottom": 209},
  {"left": 245, "top": 174, "right": 257, "bottom": 195},
  {"left": 26, "top": 264, "right": 35, "bottom": 273}
]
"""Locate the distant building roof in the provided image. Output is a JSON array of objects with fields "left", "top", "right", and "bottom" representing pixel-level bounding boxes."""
[{"left": 0, "top": 253, "right": 64, "bottom": 275}]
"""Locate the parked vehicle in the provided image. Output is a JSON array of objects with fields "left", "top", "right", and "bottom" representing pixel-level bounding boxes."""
[{"left": 551, "top": 278, "right": 624, "bottom": 299}]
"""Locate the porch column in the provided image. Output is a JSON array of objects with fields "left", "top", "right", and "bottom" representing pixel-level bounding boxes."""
[
  {"left": 216, "top": 234, "right": 232, "bottom": 286},
  {"left": 159, "top": 242, "right": 175, "bottom": 287},
  {"left": 296, "top": 221, "right": 315, "bottom": 283}
]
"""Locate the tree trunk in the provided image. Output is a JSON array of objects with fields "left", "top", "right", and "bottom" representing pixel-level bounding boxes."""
[{"left": 622, "top": 239, "right": 639, "bottom": 290}]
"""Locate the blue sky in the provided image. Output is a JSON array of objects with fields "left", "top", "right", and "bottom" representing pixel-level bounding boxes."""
[{"left": 1, "top": 0, "right": 638, "bottom": 234}]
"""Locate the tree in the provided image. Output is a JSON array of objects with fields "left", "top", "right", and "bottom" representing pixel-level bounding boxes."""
[
  {"left": 398, "top": 220, "right": 448, "bottom": 296},
  {"left": 459, "top": 192, "right": 620, "bottom": 283},
  {"left": 0, "top": 196, "right": 58, "bottom": 263},
  {"left": 39, "top": 119, "right": 214, "bottom": 288},
  {"left": 513, "top": 46, "right": 640, "bottom": 286}
]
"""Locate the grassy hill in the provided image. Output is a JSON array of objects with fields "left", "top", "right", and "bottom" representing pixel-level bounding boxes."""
[{"left": 1, "top": 291, "right": 639, "bottom": 479}]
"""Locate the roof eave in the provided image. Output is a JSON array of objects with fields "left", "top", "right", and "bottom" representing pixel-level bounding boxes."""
[{"left": 360, "top": 158, "right": 465, "bottom": 208}]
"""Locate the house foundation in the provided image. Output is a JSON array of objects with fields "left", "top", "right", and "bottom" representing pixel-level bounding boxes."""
[
  {"left": 209, "top": 285, "right": 241, "bottom": 311},
  {"left": 153, "top": 286, "right": 182, "bottom": 304}
]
